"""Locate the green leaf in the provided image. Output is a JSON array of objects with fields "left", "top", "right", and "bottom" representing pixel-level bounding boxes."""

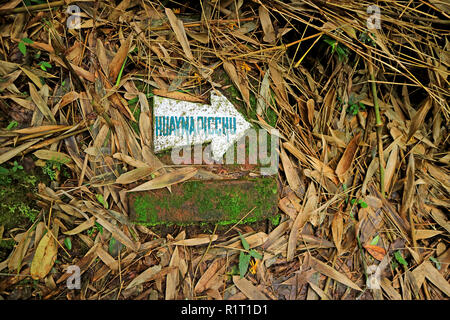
[
  {"left": 239, "top": 251, "right": 250, "bottom": 278},
  {"left": 394, "top": 250, "right": 408, "bottom": 268},
  {"left": 18, "top": 41, "right": 27, "bottom": 56},
  {"left": 96, "top": 194, "right": 108, "bottom": 209},
  {"left": 429, "top": 256, "right": 441, "bottom": 270},
  {"left": 94, "top": 222, "right": 103, "bottom": 234},
  {"left": 64, "top": 237, "right": 72, "bottom": 250},
  {"left": 249, "top": 249, "right": 262, "bottom": 260},
  {"left": 6, "top": 120, "right": 18, "bottom": 130},
  {"left": 370, "top": 235, "right": 380, "bottom": 246},
  {"left": 108, "top": 237, "right": 116, "bottom": 255},
  {"left": 128, "top": 97, "right": 139, "bottom": 105},
  {"left": 358, "top": 200, "right": 368, "bottom": 208},
  {"left": 238, "top": 232, "right": 250, "bottom": 250},
  {"left": 21, "top": 38, "right": 34, "bottom": 44}
]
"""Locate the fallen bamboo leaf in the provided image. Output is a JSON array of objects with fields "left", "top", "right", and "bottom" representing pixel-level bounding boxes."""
[
  {"left": 309, "top": 255, "right": 362, "bottom": 291},
  {"left": 280, "top": 147, "right": 303, "bottom": 197},
  {"left": 259, "top": 6, "right": 276, "bottom": 43},
  {"left": 33, "top": 150, "right": 72, "bottom": 163},
  {"left": 287, "top": 184, "right": 316, "bottom": 261},
  {"left": 363, "top": 244, "right": 386, "bottom": 261},
  {"left": 165, "top": 8, "right": 193, "bottom": 61},
  {"left": 109, "top": 36, "right": 132, "bottom": 82},
  {"left": 30, "top": 230, "right": 57, "bottom": 280},
  {"left": 127, "top": 167, "right": 197, "bottom": 192},
  {"left": 335, "top": 132, "right": 361, "bottom": 183},
  {"left": 63, "top": 217, "right": 96, "bottom": 236},
  {"left": 29, "top": 83, "right": 56, "bottom": 124},
  {"left": 407, "top": 97, "right": 432, "bottom": 142},
  {"left": 0, "top": 139, "right": 39, "bottom": 165},
  {"left": 173, "top": 235, "right": 218, "bottom": 246},
  {"left": 232, "top": 276, "right": 269, "bottom": 300},
  {"left": 116, "top": 167, "right": 154, "bottom": 184},
  {"left": 331, "top": 212, "right": 344, "bottom": 254}
]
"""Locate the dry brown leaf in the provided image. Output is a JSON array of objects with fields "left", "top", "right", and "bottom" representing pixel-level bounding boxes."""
[
  {"left": 400, "top": 153, "right": 415, "bottom": 218},
  {"left": 259, "top": 6, "right": 276, "bottom": 43},
  {"left": 30, "top": 230, "right": 57, "bottom": 280},
  {"left": 63, "top": 217, "right": 96, "bottom": 236},
  {"left": 127, "top": 167, "right": 197, "bottom": 192},
  {"left": 29, "top": 83, "right": 56, "bottom": 124},
  {"left": 414, "top": 229, "right": 444, "bottom": 240},
  {"left": 166, "top": 246, "right": 180, "bottom": 300},
  {"left": 384, "top": 143, "right": 398, "bottom": 193},
  {"left": 109, "top": 0, "right": 130, "bottom": 20},
  {"left": 223, "top": 61, "right": 250, "bottom": 108},
  {"left": 194, "top": 259, "right": 224, "bottom": 293},
  {"left": 152, "top": 89, "right": 204, "bottom": 103},
  {"left": 280, "top": 147, "right": 303, "bottom": 197},
  {"left": 165, "top": 8, "right": 193, "bottom": 61},
  {"left": 309, "top": 255, "right": 362, "bottom": 291},
  {"left": 173, "top": 235, "right": 218, "bottom": 246},
  {"left": 0, "top": 140, "right": 39, "bottom": 165},
  {"left": 125, "top": 265, "right": 176, "bottom": 290},
  {"left": 335, "top": 132, "right": 361, "bottom": 183},
  {"left": 423, "top": 261, "right": 450, "bottom": 297},
  {"left": 226, "top": 232, "right": 268, "bottom": 249},
  {"left": 331, "top": 212, "right": 344, "bottom": 254},
  {"left": 363, "top": 244, "right": 386, "bottom": 261},
  {"left": 109, "top": 36, "right": 132, "bottom": 82},
  {"left": 96, "top": 246, "right": 119, "bottom": 271},
  {"left": 7, "top": 230, "right": 33, "bottom": 272},
  {"left": 33, "top": 150, "right": 72, "bottom": 163},
  {"left": 116, "top": 167, "right": 154, "bottom": 185},
  {"left": 287, "top": 184, "right": 316, "bottom": 261},
  {"left": 113, "top": 153, "right": 149, "bottom": 168},
  {"left": 232, "top": 276, "right": 269, "bottom": 300},
  {"left": 92, "top": 215, "right": 137, "bottom": 252},
  {"left": 407, "top": 97, "right": 432, "bottom": 142}
]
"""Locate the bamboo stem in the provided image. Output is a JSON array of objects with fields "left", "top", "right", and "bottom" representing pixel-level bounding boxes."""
[
  {"left": 0, "top": 1, "right": 64, "bottom": 15},
  {"left": 368, "top": 57, "right": 385, "bottom": 198}
]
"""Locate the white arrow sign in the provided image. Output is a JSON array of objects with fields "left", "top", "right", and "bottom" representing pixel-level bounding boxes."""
[{"left": 153, "top": 91, "right": 251, "bottom": 160}]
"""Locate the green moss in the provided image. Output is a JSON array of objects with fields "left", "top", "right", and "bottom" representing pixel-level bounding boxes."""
[{"left": 130, "top": 177, "right": 278, "bottom": 226}]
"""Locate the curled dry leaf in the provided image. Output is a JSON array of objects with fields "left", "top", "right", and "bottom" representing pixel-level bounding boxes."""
[
  {"left": 335, "top": 132, "right": 361, "bottom": 183},
  {"left": 127, "top": 167, "right": 198, "bottom": 192},
  {"left": 30, "top": 230, "right": 57, "bottom": 280},
  {"left": 363, "top": 244, "right": 386, "bottom": 261}
]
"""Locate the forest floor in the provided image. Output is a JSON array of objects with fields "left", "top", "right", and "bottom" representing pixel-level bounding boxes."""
[{"left": 0, "top": 0, "right": 449, "bottom": 300}]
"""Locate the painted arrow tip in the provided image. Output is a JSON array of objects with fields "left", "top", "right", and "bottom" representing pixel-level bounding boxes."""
[{"left": 153, "top": 91, "right": 252, "bottom": 160}]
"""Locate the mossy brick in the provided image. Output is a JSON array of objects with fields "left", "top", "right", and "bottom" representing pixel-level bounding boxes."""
[{"left": 128, "top": 176, "right": 278, "bottom": 225}]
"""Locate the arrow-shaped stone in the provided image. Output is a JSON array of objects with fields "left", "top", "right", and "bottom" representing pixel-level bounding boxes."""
[{"left": 153, "top": 91, "right": 251, "bottom": 160}]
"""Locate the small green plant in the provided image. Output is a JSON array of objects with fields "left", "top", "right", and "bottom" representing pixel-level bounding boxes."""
[
  {"left": 42, "top": 158, "right": 70, "bottom": 181},
  {"left": 64, "top": 237, "right": 72, "bottom": 250},
  {"left": 6, "top": 120, "right": 18, "bottom": 130},
  {"left": 323, "top": 36, "right": 350, "bottom": 62},
  {"left": 238, "top": 232, "right": 262, "bottom": 278},
  {"left": 11, "top": 161, "right": 23, "bottom": 173},
  {"left": 350, "top": 198, "right": 368, "bottom": 208},
  {"left": 359, "top": 32, "right": 377, "bottom": 47},
  {"left": 37, "top": 61, "right": 52, "bottom": 72},
  {"left": 18, "top": 37, "right": 34, "bottom": 56},
  {"left": 394, "top": 250, "right": 408, "bottom": 269},
  {"left": 87, "top": 222, "right": 104, "bottom": 238},
  {"left": 42, "top": 163, "right": 57, "bottom": 181},
  {"left": 348, "top": 101, "right": 366, "bottom": 116},
  {"left": 96, "top": 194, "right": 108, "bottom": 209}
]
